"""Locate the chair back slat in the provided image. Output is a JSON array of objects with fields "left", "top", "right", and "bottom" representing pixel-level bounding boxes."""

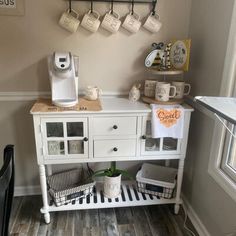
[{"left": 0, "top": 145, "right": 14, "bottom": 236}]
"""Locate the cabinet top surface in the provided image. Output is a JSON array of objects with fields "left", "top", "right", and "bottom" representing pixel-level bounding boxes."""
[{"left": 30, "top": 97, "right": 193, "bottom": 115}]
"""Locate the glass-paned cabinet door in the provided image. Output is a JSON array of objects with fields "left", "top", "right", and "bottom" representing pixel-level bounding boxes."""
[
  {"left": 141, "top": 117, "right": 181, "bottom": 155},
  {"left": 41, "top": 118, "right": 88, "bottom": 159}
]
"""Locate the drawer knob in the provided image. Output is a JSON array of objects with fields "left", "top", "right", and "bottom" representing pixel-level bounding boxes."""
[
  {"left": 113, "top": 125, "right": 118, "bottom": 129},
  {"left": 141, "top": 135, "right": 146, "bottom": 140},
  {"left": 83, "top": 137, "right": 88, "bottom": 142},
  {"left": 113, "top": 147, "right": 118, "bottom": 152}
]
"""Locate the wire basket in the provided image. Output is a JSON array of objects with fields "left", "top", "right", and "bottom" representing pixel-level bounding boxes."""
[
  {"left": 136, "top": 163, "right": 177, "bottom": 199},
  {"left": 47, "top": 168, "right": 95, "bottom": 206}
]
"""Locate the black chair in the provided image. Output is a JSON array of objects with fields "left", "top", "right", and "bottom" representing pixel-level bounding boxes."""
[{"left": 0, "top": 145, "right": 14, "bottom": 236}]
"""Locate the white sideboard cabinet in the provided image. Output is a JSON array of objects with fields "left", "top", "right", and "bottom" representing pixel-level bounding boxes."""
[{"left": 31, "top": 97, "right": 193, "bottom": 223}]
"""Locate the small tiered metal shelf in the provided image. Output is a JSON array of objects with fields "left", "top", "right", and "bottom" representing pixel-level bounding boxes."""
[
  {"left": 147, "top": 69, "right": 184, "bottom": 76},
  {"left": 143, "top": 69, "right": 184, "bottom": 105}
]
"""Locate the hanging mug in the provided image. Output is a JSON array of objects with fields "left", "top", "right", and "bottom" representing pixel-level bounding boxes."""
[
  {"left": 101, "top": 10, "right": 121, "bottom": 33},
  {"left": 143, "top": 13, "right": 162, "bottom": 33},
  {"left": 59, "top": 9, "right": 80, "bottom": 33},
  {"left": 122, "top": 12, "right": 141, "bottom": 33},
  {"left": 81, "top": 10, "right": 101, "bottom": 33}
]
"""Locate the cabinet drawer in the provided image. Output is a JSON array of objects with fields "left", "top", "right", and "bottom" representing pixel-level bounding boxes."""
[
  {"left": 94, "top": 139, "right": 136, "bottom": 158},
  {"left": 93, "top": 117, "right": 137, "bottom": 135}
]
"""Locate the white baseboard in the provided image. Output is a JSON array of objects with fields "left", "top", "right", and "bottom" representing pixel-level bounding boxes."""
[
  {"left": 182, "top": 195, "right": 211, "bottom": 236},
  {"left": 14, "top": 185, "right": 41, "bottom": 196}
]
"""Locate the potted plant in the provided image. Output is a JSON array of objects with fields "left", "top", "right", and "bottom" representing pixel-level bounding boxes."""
[{"left": 93, "top": 161, "right": 132, "bottom": 198}]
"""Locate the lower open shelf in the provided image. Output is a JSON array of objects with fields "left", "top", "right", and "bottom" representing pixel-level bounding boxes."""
[{"left": 46, "top": 181, "right": 181, "bottom": 213}]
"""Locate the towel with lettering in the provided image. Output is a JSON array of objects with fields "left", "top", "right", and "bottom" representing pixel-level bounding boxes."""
[{"left": 151, "top": 104, "right": 184, "bottom": 138}]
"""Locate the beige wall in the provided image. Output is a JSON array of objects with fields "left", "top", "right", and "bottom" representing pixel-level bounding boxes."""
[
  {"left": 1, "top": 0, "right": 235, "bottom": 235},
  {"left": 0, "top": 0, "right": 191, "bottom": 186},
  {"left": 0, "top": 101, "right": 39, "bottom": 186},
  {"left": 0, "top": 0, "right": 191, "bottom": 93},
  {"left": 184, "top": 0, "right": 236, "bottom": 235}
]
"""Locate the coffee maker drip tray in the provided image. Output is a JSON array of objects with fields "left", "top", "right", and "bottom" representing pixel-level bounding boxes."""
[{"left": 53, "top": 99, "right": 78, "bottom": 108}]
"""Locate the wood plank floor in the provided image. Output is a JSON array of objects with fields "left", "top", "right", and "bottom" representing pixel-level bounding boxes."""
[{"left": 10, "top": 196, "right": 198, "bottom": 236}]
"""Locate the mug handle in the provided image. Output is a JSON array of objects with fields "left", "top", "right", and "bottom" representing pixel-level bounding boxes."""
[
  {"left": 89, "top": 10, "right": 100, "bottom": 20},
  {"left": 184, "top": 84, "right": 191, "bottom": 95},
  {"left": 96, "top": 88, "right": 102, "bottom": 98},
  {"left": 109, "top": 10, "right": 120, "bottom": 19},
  {"left": 130, "top": 11, "right": 140, "bottom": 21},
  {"left": 169, "top": 86, "right": 177, "bottom": 98},
  {"left": 67, "top": 9, "right": 80, "bottom": 19},
  {"left": 149, "top": 12, "right": 160, "bottom": 20}
]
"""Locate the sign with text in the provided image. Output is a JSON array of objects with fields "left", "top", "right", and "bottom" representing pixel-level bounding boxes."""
[
  {"left": 0, "top": 0, "right": 16, "bottom": 8},
  {"left": 0, "top": 0, "right": 24, "bottom": 15}
]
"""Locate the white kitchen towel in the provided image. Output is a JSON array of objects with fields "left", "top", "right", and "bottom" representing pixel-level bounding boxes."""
[{"left": 151, "top": 104, "right": 185, "bottom": 138}]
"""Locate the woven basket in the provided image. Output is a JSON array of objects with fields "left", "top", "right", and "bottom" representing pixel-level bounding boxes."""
[{"left": 47, "top": 168, "right": 95, "bottom": 206}]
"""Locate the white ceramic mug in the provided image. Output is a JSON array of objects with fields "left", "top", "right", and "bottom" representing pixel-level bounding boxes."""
[
  {"left": 144, "top": 80, "right": 156, "bottom": 97},
  {"left": 155, "top": 82, "right": 176, "bottom": 102},
  {"left": 172, "top": 81, "right": 191, "bottom": 99},
  {"left": 81, "top": 10, "right": 101, "bottom": 33},
  {"left": 143, "top": 13, "right": 162, "bottom": 33},
  {"left": 48, "top": 141, "right": 60, "bottom": 155},
  {"left": 69, "top": 140, "right": 82, "bottom": 154},
  {"left": 122, "top": 12, "right": 141, "bottom": 33},
  {"left": 85, "top": 86, "right": 102, "bottom": 100},
  {"left": 101, "top": 10, "right": 121, "bottom": 33},
  {"left": 59, "top": 9, "right": 80, "bottom": 33}
]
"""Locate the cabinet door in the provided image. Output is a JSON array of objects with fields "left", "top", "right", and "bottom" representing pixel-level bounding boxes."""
[
  {"left": 41, "top": 118, "right": 88, "bottom": 160},
  {"left": 141, "top": 117, "right": 181, "bottom": 156}
]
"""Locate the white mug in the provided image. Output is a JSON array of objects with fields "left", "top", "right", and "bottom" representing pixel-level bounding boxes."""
[
  {"left": 155, "top": 82, "right": 176, "bottom": 102},
  {"left": 144, "top": 80, "right": 156, "bottom": 97},
  {"left": 122, "top": 12, "right": 141, "bottom": 33},
  {"left": 172, "top": 81, "right": 191, "bottom": 99},
  {"left": 143, "top": 13, "right": 162, "bottom": 33},
  {"left": 69, "top": 140, "right": 82, "bottom": 154},
  {"left": 101, "top": 10, "right": 121, "bottom": 33},
  {"left": 59, "top": 9, "right": 80, "bottom": 33},
  {"left": 85, "top": 86, "right": 102, "bottom": 101},
  {"left": 48, "top": 141, "right": 60, "bottom": 155},
  {"left": 81, "top": 10, "right": 101, "bottom": 33}
]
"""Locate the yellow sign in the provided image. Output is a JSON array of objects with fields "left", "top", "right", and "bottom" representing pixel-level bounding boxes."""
[{"left": 170, "top": 39, "right": 191, "bottom": 71}]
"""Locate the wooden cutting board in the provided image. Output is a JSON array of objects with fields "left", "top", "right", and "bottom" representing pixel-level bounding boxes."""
[{"left": 142, "top": 96, "right": 184, "bottom": 105}]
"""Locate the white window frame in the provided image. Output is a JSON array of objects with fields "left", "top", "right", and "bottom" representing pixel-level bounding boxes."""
[
  {"left": 221, "top": 125, "right": 236, "bottom": 182},
  {"left": 208, "top": 1, "right": 236, "bottom": 202}
]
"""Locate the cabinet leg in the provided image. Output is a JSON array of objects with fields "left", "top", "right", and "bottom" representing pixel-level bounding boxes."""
[
  {"left": 175, "top": 159, "right": 184, "bottom": 214},
  {"left": 165, "top": 160, "right": 170, "bottom": 167},
  {"left": 39, "top": 165, "right": 50, "bottom": 224},
  {"left": 174, "top": 204, "right": 180, "bottom": 214},
  {"left": 44, "top": 212, "right": 50, "bottom": 224}
]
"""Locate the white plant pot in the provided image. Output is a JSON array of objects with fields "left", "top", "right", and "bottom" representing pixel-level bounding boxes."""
[{"left": 104, "top": 174, "right": 121, "bottom": 198}]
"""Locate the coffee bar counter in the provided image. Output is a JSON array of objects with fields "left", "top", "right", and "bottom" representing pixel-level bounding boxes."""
[{"left": 31, "top": 97, "right": 193, "bottom": 223}]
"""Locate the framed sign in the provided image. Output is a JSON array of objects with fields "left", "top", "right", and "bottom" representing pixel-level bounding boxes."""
[
  {"left": 0, "top": 0, "right": 24, "bottom": 16},
  {"left": 170, "top": 39, "right": 191, "bottom": 71}
]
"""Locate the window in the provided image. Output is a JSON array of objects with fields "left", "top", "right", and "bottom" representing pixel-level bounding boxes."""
[
  {"left": 208, "top": 1, "right": 236, "bottom": 202},
  {"left": 221, "top": 120, "right": 236, "bottom": 183}
]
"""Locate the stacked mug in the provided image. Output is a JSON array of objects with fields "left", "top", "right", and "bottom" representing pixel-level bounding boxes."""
[
  {"left": 59, "top": 7, "right": 162, "bottom": 34},
  {"left": 144, "top": 80, "right": 191, "bottom": 102}
]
